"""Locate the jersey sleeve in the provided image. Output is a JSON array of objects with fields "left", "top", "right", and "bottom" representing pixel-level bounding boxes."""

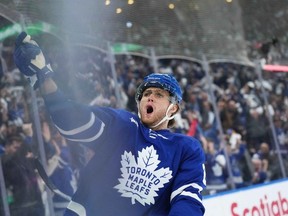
[
  {"left": 43, "top": 90, "right": 110, "bottom": 146},
  {"left": 169, "top": 138, "right": 206, "bottom": 216}
]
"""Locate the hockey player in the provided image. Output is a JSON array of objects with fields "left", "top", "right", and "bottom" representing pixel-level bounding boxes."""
[{"left": 13, "top": 32, "right": 206, "bottom": 216}]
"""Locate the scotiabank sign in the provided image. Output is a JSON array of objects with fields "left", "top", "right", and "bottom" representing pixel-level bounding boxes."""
[{"left": 203, "top": 179, "right": 288, "bottom": 216}]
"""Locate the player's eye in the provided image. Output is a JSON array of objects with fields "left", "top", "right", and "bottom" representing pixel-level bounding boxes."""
[
  {"left": 155, "top": 92, "right": 164, "bottom": 98},
  {"left": 143, "top": 91, "right": 151, "bottom": 97}
]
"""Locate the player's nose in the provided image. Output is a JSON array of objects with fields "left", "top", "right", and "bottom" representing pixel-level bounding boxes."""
[{"left": 147, "top": 94, "right": 154, "bottom": 102}]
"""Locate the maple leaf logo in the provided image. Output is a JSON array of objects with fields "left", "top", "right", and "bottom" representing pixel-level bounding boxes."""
[{"left": 114, "top": 145, "right": 173, "bottom": 206}]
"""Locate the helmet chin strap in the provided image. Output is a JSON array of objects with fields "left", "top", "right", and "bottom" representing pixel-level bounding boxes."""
[
  {"left": 137, "top": 102, "right": 176, "bottom": 129},
  {"left": 150, "top": 103, "right": 175, "bottom": 129}
]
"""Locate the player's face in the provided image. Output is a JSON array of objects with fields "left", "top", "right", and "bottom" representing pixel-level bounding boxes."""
[{"left": 139, "top": 87, "right": 177, "bottom": 130}]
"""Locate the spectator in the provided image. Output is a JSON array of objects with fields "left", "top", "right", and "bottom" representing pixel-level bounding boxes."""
[
  {"left": 186, "top": 110, "right": 208, "bottom": 148},
  {"left": 251, "top": 142, "right": 270, "bottom": 184},
  {"left": 184, "top": 87, "right": 202, "bottom": 113},
  {"left": 198, "top": 94, "right": 218, "bottom": 146},
  {"left": 2, "top": 135, "right": 45, "bottom": 216},
  {"left": 225, "top": 130, "right": 247, "bottom": 189},
  {"left": 203, "top": 139, "right": 228, "bottom": 195},
  {"left": 220, "top": 99, "right": 243, "bottom": 132},
  {"left": 245, "top": 108, "right": 270, "bottom": 153}
]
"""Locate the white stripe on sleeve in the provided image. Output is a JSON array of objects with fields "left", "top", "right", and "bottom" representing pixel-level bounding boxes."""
[
  {"left": 66, "top": 122, "right": 105, "bottom": 143},
  {"left": 55, "top": 113, "right": 96, "bottom": 136},
  {"left": 170, "top": 183, "right": 203, "bottom": 202}
]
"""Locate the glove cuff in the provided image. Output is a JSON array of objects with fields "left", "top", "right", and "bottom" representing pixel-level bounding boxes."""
[{"left": 28, "top": 64, "right": 54, "bottom": 89}]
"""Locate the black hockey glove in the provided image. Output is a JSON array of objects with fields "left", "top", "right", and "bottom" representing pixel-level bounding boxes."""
[{"left": 13, "top": 32, "right": 54, "bottom": 89}]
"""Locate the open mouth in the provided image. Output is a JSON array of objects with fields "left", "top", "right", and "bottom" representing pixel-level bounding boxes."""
[{"left": 146, "top": 105, "right": 154, "bottom": 114}]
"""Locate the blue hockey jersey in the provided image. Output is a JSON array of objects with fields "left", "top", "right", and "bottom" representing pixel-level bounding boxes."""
[{"left": 44, "top": 90, "right": 206, "bottom": 216}]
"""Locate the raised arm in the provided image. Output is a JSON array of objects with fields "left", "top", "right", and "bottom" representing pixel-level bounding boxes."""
[{"left": 13, "top": 32, "right": 105, "bottom": 148}]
